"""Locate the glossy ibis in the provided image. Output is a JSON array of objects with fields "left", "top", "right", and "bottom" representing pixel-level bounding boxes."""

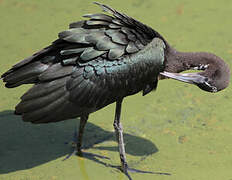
[{"left": 1, "top": 2, "right": 230, "bottom": 179}]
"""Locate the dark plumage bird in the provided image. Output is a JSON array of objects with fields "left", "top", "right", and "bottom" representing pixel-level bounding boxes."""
[{"left": 1, "top": 2, "right": 230, "bottom": 179}]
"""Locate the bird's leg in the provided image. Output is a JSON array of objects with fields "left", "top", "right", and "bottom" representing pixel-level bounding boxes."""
[
  {"left": 113, "top": 99, "right": 131, "bottom": 179},
  {"left": 64, "top": 114, "right": 109, "bottom": 161},
  {"left": 76, "top": 115, "right": 89, "bottom": 155},
  {"left": 113, "top": 100, "right": 169, "bottom": 179},
  {"left": 63, "top": 115, "right": 88, "bottom": 160}
]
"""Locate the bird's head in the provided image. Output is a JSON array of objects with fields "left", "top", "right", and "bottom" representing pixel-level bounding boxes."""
[{"left": 160, "top": 50, "right": 230, "bottom": 93}]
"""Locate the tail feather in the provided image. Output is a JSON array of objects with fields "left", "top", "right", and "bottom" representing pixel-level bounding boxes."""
[
  {"left": 21, "top": 92, "right": 69, "bottom": 123},
  {"left": 1, "top": 47, "right": 52, "bottom": 79},
  {"left": 3, "top": 62, "right": 49, "bottom": 88},
  {"left": 15, "top": 77, "right": 84, "bottom": 123},
  {"left": 5, "top": 76, "right": 38, "bottom": 88},
  {"left": 16, "top": 86, "right": 66, "bottom": 114},
  {"left": 32, "top": 98, "right": 78, "bottom": 123},
  {"left": 21, "top": 77, "right": 67, "bottom": 101},
  {"left": 38, "top": 63, "right": 73, "bottom": 81},
  {"left": 12, "top": 47, "right": 51, "bottom": 70}
]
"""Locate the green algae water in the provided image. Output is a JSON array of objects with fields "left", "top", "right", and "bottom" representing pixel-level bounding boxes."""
[{"left": 0, "top": 0, "right": 232, "bottom": 180}]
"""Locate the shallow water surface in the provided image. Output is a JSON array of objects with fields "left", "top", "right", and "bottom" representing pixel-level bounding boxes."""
[{"left": 0, "top": 0, "right": 232, "bottom": 180}]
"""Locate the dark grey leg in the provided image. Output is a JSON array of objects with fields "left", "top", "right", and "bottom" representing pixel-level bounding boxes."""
[
  {"left": 113, "top": 100, "right": 167, "bottom": 179},
  {"left": 76, "top": 115, "right": 88, "bottom": 155},
  {"left": 63, "top": 115, "right": 89, "bottom": 160},
  {"left": 113, "top": 99, "right": 132, "bottom": 179}
]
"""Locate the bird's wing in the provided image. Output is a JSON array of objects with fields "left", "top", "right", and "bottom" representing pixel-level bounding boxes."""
[
  {"left": 2, "top": 3, "right": 166, "bottom": 123},
  {"left": 2, "top": 2, "right": 164, "bottom": 87},
  {"left": 59, "top": 2, "right": 165, "bottom": 62},
  {"left": 57, "top": 2, "right": 166, "bottom": 105}
]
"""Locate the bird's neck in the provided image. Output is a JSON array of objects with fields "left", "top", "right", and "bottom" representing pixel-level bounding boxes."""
[
  {"left": 163, "top": 46, "right": 230, "bottom": 91},
  {"left": 165, "top": 47, "right": 222, "bottom": 73}
]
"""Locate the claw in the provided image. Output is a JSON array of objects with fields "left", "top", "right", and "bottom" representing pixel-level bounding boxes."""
[{"left": 63, "top": 149, "right": 78, "bottom": 161}]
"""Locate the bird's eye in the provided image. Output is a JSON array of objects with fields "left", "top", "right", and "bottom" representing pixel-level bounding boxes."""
[{"left": 203, "top": 81, "right": 217, "bottom": 93}]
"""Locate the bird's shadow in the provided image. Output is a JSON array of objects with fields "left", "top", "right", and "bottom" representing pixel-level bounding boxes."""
[{"left": 0, "top": 110, "right": 158, "bottom": 174}]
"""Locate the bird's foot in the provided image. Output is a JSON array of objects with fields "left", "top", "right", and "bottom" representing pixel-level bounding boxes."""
[
  {"left": 63, "top": 128, "right": 84, "bottom": 160},
  {"left": 120, "top": 163, "right": 133, "bottom": 180},
  {"left": 117, "top": 163, "right": 171, "bottom": 180},
  {"left": 63, "top": 144, "right": 79, "bottom": 161},
  {"left": 63, "top": 149, "right": 110, "bottom": 161},
  {"left": 127, "top": 167, "right": 171, "bottom": 175},
  {"left": 63, "top": 141, "right": 110, "bottom": 161}
]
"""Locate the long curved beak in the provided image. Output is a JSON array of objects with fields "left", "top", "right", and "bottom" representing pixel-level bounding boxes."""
[{"left": 160, "top": 71, "right": 206, "bottom": 85}]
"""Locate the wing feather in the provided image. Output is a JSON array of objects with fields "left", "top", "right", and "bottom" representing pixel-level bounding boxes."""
[
  {"left": 1, "top": 3, "right": 166, "bottom": 124},
  {"left": 80, "top": 47, "right": 107, "bottom": 61},
  {"left": 83, "top": 13, "right": 114, "bottom": 22}
]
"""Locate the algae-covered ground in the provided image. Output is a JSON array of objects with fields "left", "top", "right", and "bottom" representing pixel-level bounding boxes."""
[{"left": 0, "top": 0, "right": 232, "bottom": 180}]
